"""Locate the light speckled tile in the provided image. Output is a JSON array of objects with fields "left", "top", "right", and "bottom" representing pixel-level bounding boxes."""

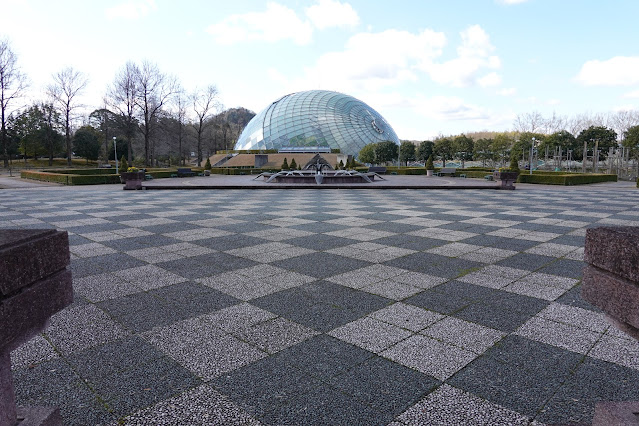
[
  {"left": 395, "top": 384, "right": 533, "bottom": 425},
  {"left": 382, "top": 335, "right": 477, "bottom": 380}
]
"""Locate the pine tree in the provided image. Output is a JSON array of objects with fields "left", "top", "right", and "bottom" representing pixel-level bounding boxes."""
[
  {"left": 425, "top": 155, "right": 434, "bottom": 170},
  {"left": 120, "top": 155, "right": 129, "bottom": 172},
  {"left": 281, "top": 157, "right": 289, "bottom": 169},
  {"left": 205, "top": 158, "right": 212, "bottom": 170},
  {"left": 290, "top": 158, "right": 297, "bottom": 170},
  {"left": 509, "top": 154, "right": 520, "bottom": 172}
]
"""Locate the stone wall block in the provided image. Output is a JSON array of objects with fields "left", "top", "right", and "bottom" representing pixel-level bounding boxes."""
[
  {"left": 584, "top": 226, "right": 639, "bottom": 283},
  {"left": 0, "top": 230, "right": 70, "bottom": 296}
]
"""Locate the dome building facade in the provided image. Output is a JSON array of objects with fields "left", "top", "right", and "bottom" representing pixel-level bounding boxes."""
[{"left": 235, "top": 90, "right": 399, "bottom": 158}]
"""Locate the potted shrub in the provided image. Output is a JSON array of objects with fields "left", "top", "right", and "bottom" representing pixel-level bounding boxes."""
[
  {"left": 493, "top": 156, "right": 520, "bottom": 189},
  {"left": 121, "top": 167, "right": 145, "bottom": 190},
  {"left": 204, "top": 158, "right": 212, "bottom": 176},
  {"left": 120, "top": 155, "right": 129, "bottom": 172},
  {"left": 425, "top": 155, "right": 434, "bottom": 177}
]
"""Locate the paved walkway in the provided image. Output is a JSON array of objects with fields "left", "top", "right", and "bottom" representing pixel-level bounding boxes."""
[
  {"left": 141, "top": 174, "right": 501, "bottom": 190},
  {"left": 3, "top": 183, "right": 639, "bottom": 425}
]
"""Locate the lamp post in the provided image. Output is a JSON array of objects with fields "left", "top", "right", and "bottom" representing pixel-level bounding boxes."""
[
  {"left": 113, "top": 137, "right": 118, "bottom": 174},
  {"left": 530, "top": 137, "right": 536, "bottom": 175}
]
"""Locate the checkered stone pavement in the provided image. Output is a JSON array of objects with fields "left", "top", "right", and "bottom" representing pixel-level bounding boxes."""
[{"left": 4, "top": 186, "right": 639, "bottom": 425}]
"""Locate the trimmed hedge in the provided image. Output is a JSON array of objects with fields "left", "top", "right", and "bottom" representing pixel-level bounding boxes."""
[
  {"left": 21, "top": 170, "right": 121, "bottom": 185},
  {"left": 46, "top": 168, "right": 118, "bottom": 175},
  {"left": 462, "top": 167, "right": 494, "bottom": 172},
  {"left": 459, "top": 170, "right": 494, "bottom": 179},
  {"left": 517, "top": 173, "right": 617, "bottom": 185},
  {"left": 21, "top": 167, "right": 207, "bottom": 185}
]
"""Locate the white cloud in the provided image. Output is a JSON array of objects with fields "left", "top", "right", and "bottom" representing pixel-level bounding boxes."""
[
  {"left": 206, "top": 2, "right": 313, "bottom": 45},
  {"left": 496, "top": 0, "right": 529, "bottom": 4},
  {"left": 206, "top": 0, "right": 358, "bottom": 45},
  {"left": 575, "top": 56, "right": 639, "bottom": 86},
  {"left": 423, "top": 25, "right": 501, "bottom": 88},
  {"left": 497, "top": 88, "right": 517, "bottom": 96},
  {"left": 306, "top": 0, "right": 359, "bottom": 29},
  {"left": 478, "top": 72, "right": 502, "bottom": 87},
  {"left": 547, "top": 99, "right": 561, "bottom": 105},
  {"left": 613, "top": 104, "right": 637, "bottom": 112},
  {"left": 282, "top": 28, "right": 446, "bottom": 92},
  {"left": 105, "top": 0, "right": 156, "bottom": 20},
  {"left": 623, "top": 90, "right": 639, "bottom": 98},
  {"left": 415, "top": 95, "right": 491, "bottom": 121}
]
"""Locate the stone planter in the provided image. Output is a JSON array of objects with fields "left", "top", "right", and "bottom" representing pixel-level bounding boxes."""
[
  {"left": 121, "top": 171, "right": 145, "bottom": 190},
  {"left": 1, "top": 230, "right": 73, "bottom": 425},
  {"left": 204, "top": 170, "right": 211, "bottom": 176},
  {"left": 426, "top": 169, "right": 433, "bottom": 177},
  {"left": 493, "top": 171, "right": 519, "bottom": 190},
  {"left": 582, "top": 226, "right": 639, "bottom": 424}
]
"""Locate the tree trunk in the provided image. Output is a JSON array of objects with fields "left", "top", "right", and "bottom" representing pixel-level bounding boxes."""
[
  {"left": 65, "top": 109, "right": 72, "bottom": 166},
  {"left": 1, "top": 110, "right": 8, "bottom": 167}
]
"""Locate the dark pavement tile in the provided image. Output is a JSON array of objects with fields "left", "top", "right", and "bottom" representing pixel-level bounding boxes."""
[
  {"left": 277, "top": 335, "right": 374, "bottom": 380},
  {"left": 536, "top": 357, "right": 639, "bottom": 424},
  {"left": 496, "top": 252, "right": 555, "bottom": 271},
  {"left": 272, "top": 252, "right": 372, "bottom": 279},
  {"left": 537, "top": 259, "right": 585, "bottom": 279},
  {"left": 286, "top": 234, "right": 354, "bottom": 250},
  {"left": 385, "top": 253, "right": 482, "bottom": 278},
  {"left": 156, "top": 253, "right": 257, "bottom": 279},
  {"left": 554, "top": 284, "right": 601, "bottom": 312},
  {"left": 329, "top": 356, "right": 438, "bottom": 415},
  {"left": 13, "top": 358, "right": 116, "bottom": 425},
  {"left": 448, "top": 335, "right": 584, "bottom": 418},
  {"left": 98, "top": 285, "right": 238, "bottom": 333},
  {"left": 253, "top": 281, "right": 390, "bottom": 332}
]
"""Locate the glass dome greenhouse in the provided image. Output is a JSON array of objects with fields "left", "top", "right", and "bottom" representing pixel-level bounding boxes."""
[{"left": 235, "top": 90, "right": 399, "bottom": 158}]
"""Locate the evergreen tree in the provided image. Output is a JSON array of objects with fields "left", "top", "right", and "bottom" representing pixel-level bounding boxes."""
[
  {"left": 509, "top": 154, "right": 520, "bottom": 172},
  {"left": 120, "top": 155, "right": 128, "bottom": 171},
  {"left": 290, "top": 158, "right": 297, "bottom": 169},
  {"left": 425, "top": 155, "right": 434, "bottom": 170},
  {"left": 281, "top": 157, "right": 288, "bottom": 169},
  {"left": 339, "top": 160, "right": 344, "bottom": 169},
  {"left": 205, "top": 157, "right": 212, "bottom": 170},
  {"left": 358, "top": 143, "right": 376, "bottom": 164}
]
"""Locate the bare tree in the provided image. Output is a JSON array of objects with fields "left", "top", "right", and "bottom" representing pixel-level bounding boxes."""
[
  {"left": 89, "top": 98, "right": 117, "bottom": 163},
  {"left": 609, "top": 110, "right": 639, "bottom": 142},
  {"left": 513, "top": 111, "right": 546, "bottom": 133},
  {"left": 0, "top": 38, "right": 29, "bottom": 167},
  {"left": 48, "top": 67, "right": 88, "bottom": 166},
  {"left": 134, "top": 61, "right": 176, "bottom": 166},
  {"left": 543, "top": 111, "right": 567, "bottom": 134},
  {"left": 192, "top": 85, "right": 220, "bottom": 166},
  {"left": 566, "top": 112, "right": 607, "bottom": 137},
  {"left": 108, "top": 61, "right": 139, "bottom": 163},
  {"left": 172, "top": 86, "right": 188, "bottom": 165}
]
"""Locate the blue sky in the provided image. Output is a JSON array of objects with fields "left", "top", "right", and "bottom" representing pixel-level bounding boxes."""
[{"left": 3, "top": 0, "right": 639, "bottom": 140}]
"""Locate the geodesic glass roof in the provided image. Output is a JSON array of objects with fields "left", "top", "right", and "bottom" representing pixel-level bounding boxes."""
[{"left": 235, "top": 90, "right": 399, "bottom": 158}]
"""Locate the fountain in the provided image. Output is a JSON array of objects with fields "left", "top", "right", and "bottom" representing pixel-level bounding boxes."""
[{"left": 254, "top": 158, "right": 385, "bottom": 185}]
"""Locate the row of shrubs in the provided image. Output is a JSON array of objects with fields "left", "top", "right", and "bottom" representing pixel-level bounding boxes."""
[
  {"left": 46, "top": 168, "right": 118, "bottom": 175},
  {"left": 21, "top": 170, "right": 123, "bottom": 185},
  {"left": 518, "top": 173, "right": 617, "bottom": 185},
  {"left": 22, "top": 168, "right": 206, "bottom": 185},
  {"left": 21, "top": 166, "right": 619, "bottom": 186}
]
